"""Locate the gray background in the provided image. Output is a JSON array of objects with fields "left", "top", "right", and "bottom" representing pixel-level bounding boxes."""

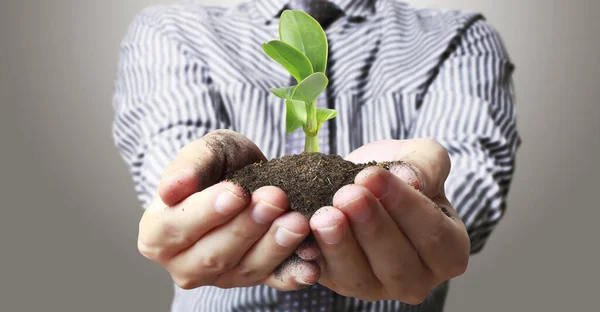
[{"left": 1, "top": 0, "right": 598, "bottom": 311}]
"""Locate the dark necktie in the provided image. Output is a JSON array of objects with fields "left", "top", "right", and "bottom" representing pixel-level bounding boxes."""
[
  {"left": 288, "top": 0, "right": 344, "bottom": 29},
  {"left": 278, "top": 3, "right": 343, "bottom": 311}
]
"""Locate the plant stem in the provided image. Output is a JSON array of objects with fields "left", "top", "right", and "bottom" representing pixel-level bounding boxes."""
[
  {"left": 304, "top": 100, "right": 319, "bottom": 152},
  {"left": 304, "top": 134, "right": 319, "bottom": 152}
]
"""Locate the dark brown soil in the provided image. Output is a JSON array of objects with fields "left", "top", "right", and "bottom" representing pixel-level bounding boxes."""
[{"left": 225, "top": 152, "right": 398, "bottom": 219}]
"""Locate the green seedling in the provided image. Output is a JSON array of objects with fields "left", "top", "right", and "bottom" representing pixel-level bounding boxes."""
[{"left": 262, "top": 10, "right": 337, "bottom": 153}]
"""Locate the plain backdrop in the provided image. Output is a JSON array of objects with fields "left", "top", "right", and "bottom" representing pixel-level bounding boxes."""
[{"left": 1, "top": 0, "right": 599, "bottom": 311}]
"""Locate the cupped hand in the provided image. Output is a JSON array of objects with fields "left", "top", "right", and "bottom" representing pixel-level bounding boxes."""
[
  {"left": 137, "top": 130, "right": 320, "bottom": 290},
  {"left": 310, "top": 139, "right": 470, "bottom": 304}
]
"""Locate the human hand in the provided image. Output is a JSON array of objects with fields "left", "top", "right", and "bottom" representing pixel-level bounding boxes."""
[
  {"left": 137, "top": 130, "right": 320, "bottom": 290},
  {"left": 309, "top": 139, "right": 470, "bottom": 304}
]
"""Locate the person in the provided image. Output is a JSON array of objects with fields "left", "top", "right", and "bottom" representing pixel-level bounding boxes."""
[{"left": 112, "top": 0, "right": 520, "bottom": 311}]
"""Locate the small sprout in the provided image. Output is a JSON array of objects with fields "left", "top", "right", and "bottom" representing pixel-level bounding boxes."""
[{"left": 262, "top": 10, "right": 338, "bottom": 153}]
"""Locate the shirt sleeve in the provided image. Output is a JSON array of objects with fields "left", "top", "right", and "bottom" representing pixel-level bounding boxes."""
[
  {"left": 409, "top": 19, "right": 520, "bottom": 254},
  {"left": 112, "top": 9, "right": 216, "bottom": 208}
]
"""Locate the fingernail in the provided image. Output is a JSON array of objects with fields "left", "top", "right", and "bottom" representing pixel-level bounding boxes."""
[
  {"left": 295, "top": 277, "right": 314, "bottom": 288},
  {"left": 370, "top": 180, "right": 389, "bottom": 199},
  {"left": 358, "top": 169, "right": 389, "bottom": 199},
  {"left": 316, "top": 224, "right": 343, "bottom": 244},
  {"left": 390, "top": 163, "right": 422, "bottom": 191},
  {"left": 251, "top": 200, "right": 284, "bottom": 224},
  {"left": 338, "top": 191, "right": 371, "bottom": 222},
  {"left": 295, "top": 282, "right": 312, "bottom": 289},
  {"left": 275, "top": 227, "right": 304, "bottom": 247},
  {"left": 214, "top": 188, "right": 246, "bottom": 214}
]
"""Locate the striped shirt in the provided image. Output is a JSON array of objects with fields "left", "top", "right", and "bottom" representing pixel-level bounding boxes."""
[{"left": 112, "top": 0, "right": 520, "bottom": 311}]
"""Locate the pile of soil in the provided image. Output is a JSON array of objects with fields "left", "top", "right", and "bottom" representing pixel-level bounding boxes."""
[{"left": 225, "top": 152, "right": 397, "bottom": 219}]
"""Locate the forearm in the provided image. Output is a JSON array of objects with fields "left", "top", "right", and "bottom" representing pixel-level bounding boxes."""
[
  {"left": 112, "top": 10, "right": 214, "bottom": 207},
  {"left": 408, "top": 19, "right": 519, "bottom": 253}
]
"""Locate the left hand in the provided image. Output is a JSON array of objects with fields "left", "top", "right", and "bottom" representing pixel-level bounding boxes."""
[{"left": 309, "top": 139, "right": 470, "bottom": 304}]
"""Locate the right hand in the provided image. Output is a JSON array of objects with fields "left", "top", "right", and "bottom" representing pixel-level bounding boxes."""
[{"left": 137, "top": 130, "right": 320, "bottom": 290}]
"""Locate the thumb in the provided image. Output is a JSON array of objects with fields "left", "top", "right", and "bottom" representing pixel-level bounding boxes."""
[
  {"left": 158, "top": 130, "right": 267, "bottom": 206},
  {"left": 393, "top": 138, "right": 451, "bottom": 198},
  {"left": 346, "top": 138, "right": 450, "bottom": 198}
]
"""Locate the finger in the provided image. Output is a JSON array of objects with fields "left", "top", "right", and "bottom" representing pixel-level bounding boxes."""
[
  {"left": 294, "top": 237, "right": 321, "bottom": 261},
  {"left": 392, "top": 139, "right": 450, "bottom": 198},
  {"left": 229, "top": 212, "right": 317, "bottom": 289},
  {"left": 138, "top": 182, "right": 248, "bottom": 261},
  {"left": 386, "top": 162, "right": 459, "bottom": 220},
  {"left": 159, "top": 130, "right": 266, "bottom": 206},
  {"left": 263, "top": 256, "right": 321, "bottom": 291},
  {"left": 166, "top": 186, "right": 290, "bottom": 288},
  {"left": 332, "top": 184, "right": 433, "bottom": 302},
  {"left": 310, "top": 207, "right": 381, "bottom": 300},
  {"left": 345, "top": 138, "right": 450, "bottom": 198},
  {"left": 355, "top": 167, "right": 470, "bottom": 280}
]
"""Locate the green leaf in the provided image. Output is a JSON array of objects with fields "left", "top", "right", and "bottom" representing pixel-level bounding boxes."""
[
  {"left": 286, "top": 100, "right": 306, "bottom": 133},
  {"left": 291, "top": 72, "right": 328, "bottom": 104},
  {"left": 270, "top": 86, "right": 296, "bottom": 99},
  {"left": 279, "top": 10, "right": 328, "bottom": 74},
  {"left": 316, "top": 107, "right": 337, "bottom": 130},
  {"left": 287, "top": 99, "right": 307, "bottom": 122},
  {"left": 262, "top": 40, "right": 314, "bottom": 83}
]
